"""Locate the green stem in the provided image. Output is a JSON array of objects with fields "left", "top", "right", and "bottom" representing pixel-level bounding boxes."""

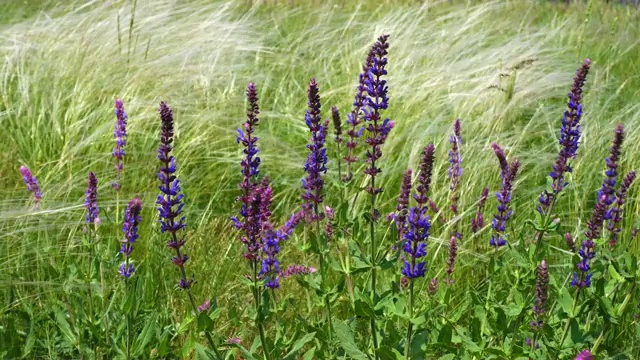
[
  {"left": 336, "top": 142, "right": 342, "bottom": 182},
  {"left": 404, "top": 281, "right": 414, "bottom": 360},
  {"left": 592, "top": 283, "right": 636, "bottom": 354},
  {"left": 369, "top": 173, "right": 379, "bottom": 359},
  {"left": 253, "top": 262, "right": 271, "bottom": 360},
  {"left": 125, "top": 279, "right": 131, "bottom": 360},
  {"left": 314, "top": 204, "right": 333, "bottom": 345},
  {"left": 558, "top": 289, "right": 580, "bottom": 354}
]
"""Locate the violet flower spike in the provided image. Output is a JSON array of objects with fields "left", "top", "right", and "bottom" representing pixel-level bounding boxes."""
[
  {"left": 427, "top": 277, "right": 438, "bottom": 295},
  {"left": 401, "top": 207, "right": 430, "bottom": 279},
  {"left": 20, "top": 165, "right": 42, "bottom": 207},
  {"left": 120, "top": 197, "right": 142, "bottom": 278},
  {"left": 257, "top": 178, "right": 280, "bottom": 288},
  {"left": 530, "top": 259, "right": 549, "bottom": 329},
  {"left": 490, "top": 147, "right": 520, "bottom": 248},
  {"left": 471, "top": 187, "right": 489, "bottom": 233},
  {"left": 414, "top": 144, "right": 435, "bottom": 211},
  {"left": 301, "top": 79, "right": 327, "bottom": 222},
  {"left": 157, "top": 102, "right": 194, "bottom": 289},
  {"left": 608, "top": 171, "right": 636, "bottom": 248},
  {"left": 332, "top": 105, "right": 343, "bottom": 181},
  {"left": 446, "top": 236, "right": 457, "bottom": 284},
  {"left": 395, "top": 168, "right": 413, "bottom": 239},
  {"left": 113, "top": 99, "right": 128, "bottom": 191},
  {"left": 538, "top": 59, "right": 591, "bottom": 214},
  {"left": 575, "top": 350, "right": 593, "bottom": 360},
  {"left": 599, "top": 124, "right": 625, "bottom": 220},
  {"left": 363, "top": 34, "right": 392, "bottom": 196},
  {"left": 85, "top": 172, "right": 100, "bottom": 225},
  {"left": 448, "top": 119, "right": 462, "bottom": 216},
  {"left": 571, "top": 194, "right": 608, "bottom": 288}
]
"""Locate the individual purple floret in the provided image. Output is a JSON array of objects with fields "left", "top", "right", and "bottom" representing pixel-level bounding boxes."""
[
  {"left": 572, "top": 194, "right": 608, "bottom": 288},
  {"left": 449, "top": 119, "right": 462, "bottom": 215},
  {"left": 575, "top": 350, "right": 593, "bottom": 360},
  {"left": 395, "top": 168, "right": 413, "bottom": 238},
  {"left": 113, "top": 99, "right": 128, "bottom": 191},
  {"left": 120, "top": 197, "right": 142, "bottom": 278},
  {"left": 530, "top": 259, "right": 549, "bottom": 329},
  {"left": 490, "top": 144, "right": 520, "bottom": 248},
  {"left": 343, "top": 46, "right": 376, "bottom": 181},
  {"left": 157, "top": 102, "right": 194, "bottom": 289},
  {"left": 414, "top": 144, "right": 435, "bottom": 210},
  {"left": 599, "top": 124, "right": 625, "bottom": 218},
  {"left": 538, "top": 59, "right": 591, "bottom": 214},
  {"left": 471, "top": 187, "right": 489, "bottom": 233},
  {"left": 20, "top": 165, "right": 42, "bottom": 207},
  {"left": 402, "top": 207, "right": 430, "bottom": 279},
  {"left": 363, "top": 35, "right": 393, "bottom": 196},
  {"left": 301, "top": 79, "right": 328, "bottom": 222},
  {"left": 608, "top": 171, "right": 636, "bottom": 248},
  {"left": 446, "top": 236, "right": 458, "bottom": 284},
  {"left": 85, "top": 172, "right": 100, "bottom": 225}
]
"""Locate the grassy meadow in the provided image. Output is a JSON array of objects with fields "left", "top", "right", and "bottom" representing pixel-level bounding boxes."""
[{"left": 2, "top": 0, "right": 640, "bottom": 359}]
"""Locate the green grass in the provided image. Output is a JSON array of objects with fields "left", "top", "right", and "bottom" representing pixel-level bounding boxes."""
[{"left": 2, "top": 0, "right": 640, "bottom": 358}]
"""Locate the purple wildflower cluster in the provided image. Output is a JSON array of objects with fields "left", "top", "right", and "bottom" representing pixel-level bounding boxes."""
[
  {"left": 471, "top": 187, "right": 489, "bottom": 233},
  {"left": 394, "top": 168, "right": 413, "bottom": 238},
  {"left": 113, "top": 99, "right": 128, "bottom": 191},
  {"left": 449, "top": 119, "right": 462, "bottom": 216},
  {"left": 571, "top": 195, "right": 607, "bottom": 288},
  {"left": 575, "top": 350, "right": 593, "bottom": 360},
  {"left": 531, "top": 259, "right": 549, "bottom": 329},
  {"left": 599, "top": 124, "right": 624, "bottom": 216},
  {"left": 120, "top": 197, "right": 142, "bottom": 278},
  {"left": 414, "top": 144, "right": 435, "bottom": 209},
  {"left": 608, "top": 171, "right": 636, "bottom": 247},
  {"left": 402, "top": 208, "right": 430, "bottom": 279},
  {"left": 85, "top": 172, "right": 100, "bottom": 225},
  {"left": 281, "top": 264, "right": 317, "bottom": 278},
  {"left": 446, "top": 236, "right": 457, "bottom": 284},
  {"left": 538, "top": 59, "right": 591, "bottom": 214},
  {"left": 490, "top": 143, "right": 520, "bottom": 247},
  {"left": 20, "top": 165, "right": 42, "bottom": 207}
]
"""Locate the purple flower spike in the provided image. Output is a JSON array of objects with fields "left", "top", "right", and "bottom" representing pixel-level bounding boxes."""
[
  {"left": 257, "top": 178, "right": 280, "bottom": 289},
  {"left": 120, "top": 197, "right": 142, "bottom": 278},
  {"left": 395, "top": 168, "right": 413, "bottom": 239},
  {"left": 608, "top": 171, "right": 636, "bottom": 248},
  {"left": 157, "top": 102, "right": 193, "bottom": 289},
  {"left": 575, "top": 350, "right": 593, "bottom": 360},
  {"left": 301, "top": 79, "right": 328, "bottom": 222},
  {"left": 448, "top": 119, "right": 462, "bottom": 216},
  {"left": 539, "top": 59, "right": 591, "bottom": 214},
  {"left": 402, "top": 207, "right": 430, "bottom": 279},
  {"left": 281, "top": 264, "right": 317, "bottom": 278},
  {"left": 565, "top": 232, "right": 576, "bottom": 252},
  {"left": 572, "top": 194, "right": 608, "bottom": 288},
  {"left": 530, "top": 259, "right": 549, "bottom": 329},
  {"left": 20, "top": 165, "right": 42, "bottom": 207},
  {"left": 471, "top": 187, "right": 489, "bottom": 233},
  {"left": 363, "top": 34, "right": 392, "bottom": 195},
  {"left": 446, "top": 236, "right": 458, "bottom": 284},
  {"left": 414, "top": 144, "right": 435, "bottom": 210},
  {"left": 85, "top": 172, "right": 100, "bottom": 225},
  {"left": 113, "top": 99, "right": 128, "bottom": 191},
  {"left": 490, "top": 145, "right": 520, "bottom": 248},
  {"left": 599, "top": 124, "right": 625, "bottom": 219},
  {"left": 427, "top": 277, "right": 438, "bottom": 295}
]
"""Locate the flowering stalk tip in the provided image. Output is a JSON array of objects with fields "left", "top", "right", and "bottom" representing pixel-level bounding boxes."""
[
  {"left": 120, "top": 197, "right": 142, "bottom": 278},
  {"left": 448, "top": 119, "right": 462, "bottom": 216},
  {"left": 20, "top": 165, "right": 42, "bottom": 207},
  {"left": 113, "top": 99, "right": 128, "bottom": 191},
  {"left": 490, "top": 145, "right": 520, "bottom": 248},
  {"left": 471, "top": 187, "right": 489, "bottom": 233},
  {"left": 85, "top": 172, "right": 100, "bottom": 225}
]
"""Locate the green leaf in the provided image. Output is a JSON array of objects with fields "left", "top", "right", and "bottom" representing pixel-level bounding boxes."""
[
  {"left": 194, "top": 343, "right": 216, "bottom": 360},
  {"left": 438, "top": 355, "right": 456, "bottom": 360},
  {"left": 558, "top": 287, "right": 574, "bottom": 317},
  {"left": 608, "top": 264, "right": 624, "bottom": 283},
  {"left": 334, "top": 320, "right": 368, "bottom": 360},
  {"left": 134, "top": 314, "right": 157, "bottom": 356},
  {"left": 54, "top": 311, "right": 77, "bottom": 347},
  {"left": 282, "top": 332, "right": 315, "bottom": 360},
  {"left": 303, "top": 347, "right": 317, "bottom": 360}
]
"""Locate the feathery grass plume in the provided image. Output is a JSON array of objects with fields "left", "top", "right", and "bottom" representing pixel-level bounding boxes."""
[
  {"left": 600, "top": 124, "right": 625, "bottom": 220},
  {"left": 113, "top": 99, "right": 128, "bottom": 191},
  {"left": 20, "top": 165, "right": 42, "bottom": 207},
  {"left": 119, "top": 197, "right": 142, "bottom": 278},
  {"left": 448, "top": 119, "right": 462, "bottom": 218},
  {"left": 575, "top": 350, "right": 593, "bottom": 360},
  {"left": 301, "top": 78, "right": 328, "bottom": 223},
  {"left": 471, "top": 187, "right": 489, "bottom": 233},
  {"left": 395, "top": 168, "right": 413, "bottom": 240},
  {"left": 414, "top": 144, "right": 435, "bottom": 210},
  {"left": 331, "top": 105, "right": 343, "bottom": 181},
  {"left": 490, "top": 144, "right": 520, "bottom": 248},
  {"left": 571, "top": 194, "right": 607, "bottom": 288},
  {"left": 446, "top": 236, "right": 458, "bottom": 284},
  {"left": 607, "top": 171, "right": 636, "bottom": 247},
  {"left": 85, "top": 172, "right": 100, "bottom": 225},
  {"left": 565, "top": 232, "right": 576, "bottom": 252},
  {"left": 343, "top": 45, "right": 375, "bottom": 182},
  {"left": 530, "top": 259, "right": 549, "bottom": 329},
  {"left": 538, "top": 59, "right": 591, "bottom": 215}
]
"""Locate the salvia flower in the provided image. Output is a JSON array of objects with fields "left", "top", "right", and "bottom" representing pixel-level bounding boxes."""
[
  {"left": 525, "top": 337, "right": 540, "bottom": 350},
  {"left": 257, "top": 179, "right": 281, "bottom": 288},
  {"left": 402, "top": 207, "right": 430, "bottom": 279},
  {"left": 449, "top": 119, "right": 462, "bottom": 215},
  {"left": 572, "top": 194, "right": 608, "bottom": 288},
  {"left": 538, "top": 59, "right": 591, "bottom": 214},
  {"left": 575, "top": 350, "right": 593, "bottom": 360},
  {"left": 608, "top": 171, "right": 636, "bottom": 247},
  {"left": 446, "top": 236, "right": 458, "bottom": 284},
  {"left": 198, "top": 299, "right": 211, "bottom": 312},
  {"left": 120, "top": 197, "right": 142, "bottom": 278},
  {"left": 20, "top": 165, "right": 42, "bottom": 207},
  {"left": 414, "top": 144, "right": 435, "bottom": 209},
  {"left": 530, "top": 259, "right": 549, "bottom": 329},
  {"left": 599, "top": 124, "right": 625, "bottom": 218},
  {"left": 157, "top": 102, "right": 193, "bottom": 289},
  {"left": 113, "top": 99, "right": 128, "bottom": 191},
  {"left": 363, "top": 34, "right": 392, "bottom": 195},
  {"left": 301, "top": 79, "right": 328, "bottom": 222},
  {"left": 490, "top": 145, "right": 520, "bottom": 248},
  {"left": 344, "top": 46, "right": 376, "bottom": 181},
  {"left": 566, "top": 232, "right": 576, "bottom": 253},
  {"left": 471, "top": 187, "right": 489, "bottom": 233},
  {"left": 492, "top": 143, "right": 509, "bottom": 179},
  {"left": 427, "top": 277, "right": 438, "bottom": 296},
  {"left": 332, "top": 105, "right": 342, "bottom": 144},
  {"left": 395, "top": 168, "right": 413, "bottom": 238},
  {"left": 85, "top": 172, "right": 100, "bottom": 225},
  {"left": 281, "top": 264, "right": 317, "bottom": 278}
]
